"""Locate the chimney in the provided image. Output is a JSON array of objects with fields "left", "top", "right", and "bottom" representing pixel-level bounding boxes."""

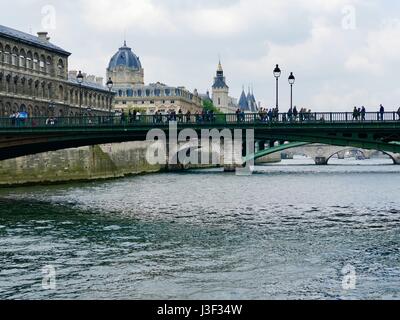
[
  {"left": 37, "top": 32, "right": 50, "bottom": 42},
  {"left": 68, "top": 70, "right": 78, "bottom": 79}
]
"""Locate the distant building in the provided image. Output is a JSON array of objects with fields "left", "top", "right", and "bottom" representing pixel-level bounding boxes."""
[
  {"left": 0, "top": 24, "right": 113, "bottom": 117},
  {"left": 210, "top": 60, "right": 258, "bottom": 113},
  {"left": 238, "top": 87, "right": 259, "bottom": 112},
  {"left": 106, "top": 42, "right": 202, "bottom": 114},
  {"left": 211, "top": 61, "right": 237, "bottom": 113}
]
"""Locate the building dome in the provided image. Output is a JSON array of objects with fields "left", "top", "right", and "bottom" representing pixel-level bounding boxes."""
[{"left": 108, "top": 41, "right": 142, "bottom": 70}]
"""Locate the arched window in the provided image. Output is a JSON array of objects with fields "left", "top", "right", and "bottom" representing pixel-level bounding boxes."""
[
  {"left": 58, "top": 85, "right": 64, "bottom": 101},
  {"left": 19, "top": 49, "right": 26, "bottom": 68},
  {"left": 127, "top": 89, "right": 133, "bottom": 97},
  {"left": 26, "top": 51, "right": 33, "bottom": 69},
  {"left": 146, "top": 89, "right": 151, "bottom": 96},
  {"left": 5, "top": 102, "right": 11, "bottom": 116},
  {"left": 39, "top": 54, "right": 46, "bottom": 72},
  {"left": 0, "top": 43, "right": 3, "bottom": 63},
  {"left": 154, "top": 89, "right": 161, "bottom": 96},
  {"left": 118, "top": 90, "right": 123, "bottom": 97},
  {"left": 165, "top": 89, "right": 171, "bottom": 96},
  {"left": 57, "top": 59, "right": 64, "bottom": 76},
  {"left": 4, "top": 45, "right": 11, "bottom": 64},
  {"left": 46, "top": 56, "right": 52, "bottom": 75},
  {"left": 33, "top": 53, "right": 39, "bottom": 70},
  {"left": 11, "top": 47, "right": 18, "bottom": 66},
  {"left": 137, "top": 89, "right": 142, "bottom": 97}
]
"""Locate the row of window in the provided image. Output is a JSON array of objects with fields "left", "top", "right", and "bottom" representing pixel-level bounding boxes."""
[
  {"left": 0, "top": 102, "right": 103, "bottom": 117},
  {"left": 121, "top": 100, "right": 176, "bottom": 105},
  {"left": 117, "top": 88, "right": 194, "bottom": 100},
  {"left": 0, "top": 41, "right": 65, "bottom": 77},
  {"left": 0, "top": 73, "right": 111, "bottom": 110}
]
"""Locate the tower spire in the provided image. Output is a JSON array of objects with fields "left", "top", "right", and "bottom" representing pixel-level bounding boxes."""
[{"left": 217, "top": 60, "right": 223, "bottom": 72}]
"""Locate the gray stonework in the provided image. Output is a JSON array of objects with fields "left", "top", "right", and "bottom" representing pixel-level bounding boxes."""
[
  {"left": 0, "top": 141, "right": 162, "bottom": 186},
  {"left": 0, "top": 26, "right": 114, "bottom": 118}
]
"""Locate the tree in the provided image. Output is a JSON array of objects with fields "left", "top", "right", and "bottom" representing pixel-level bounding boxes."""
[{"left": 202, "top": 99, "right": 221, "bottom": 114}]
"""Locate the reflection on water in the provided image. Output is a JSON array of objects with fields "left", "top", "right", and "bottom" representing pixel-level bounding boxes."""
[{"left": 0, "top": 158, "right": 400, "bottom": 300}]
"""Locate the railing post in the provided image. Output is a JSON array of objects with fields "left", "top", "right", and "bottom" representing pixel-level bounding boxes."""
[{"left": 345, "top": 112, "right": 348, "bottom": 122}]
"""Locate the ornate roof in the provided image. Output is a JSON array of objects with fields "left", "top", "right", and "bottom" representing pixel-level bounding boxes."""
[
  {"left": 212, "top": 61, "right": 228, "bottom": 89},
  {"left": 238, "top": 89, "right": 249, "bottom": 111},
  {"left": 108, "top": 41, "right": 142, "bottom": 70},
  {"left": 0, "top": 24, "right": 70, "bottom": 56}
]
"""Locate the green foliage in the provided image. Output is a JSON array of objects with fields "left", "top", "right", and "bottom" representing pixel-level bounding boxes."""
[{"left": 202, "top": 99, "right": 222, "bottom": 114}]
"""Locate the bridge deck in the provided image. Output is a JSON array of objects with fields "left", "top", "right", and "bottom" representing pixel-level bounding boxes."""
[{"left": 0, "top": 112, "right": 399, "bottom": 133}]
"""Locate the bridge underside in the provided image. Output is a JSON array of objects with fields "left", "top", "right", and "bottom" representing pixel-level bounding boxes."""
[{"left": 0, "top": 123, "right": 400, "bottom": 164}]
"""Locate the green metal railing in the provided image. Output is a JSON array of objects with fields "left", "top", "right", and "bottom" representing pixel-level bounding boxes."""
[{"left": 0, "top": 112, "right": 399, "bottom": 129}]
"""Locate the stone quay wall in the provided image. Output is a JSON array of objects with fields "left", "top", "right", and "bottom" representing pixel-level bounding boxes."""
[{"left": 0, "top": 141, "right": 162, "bottom": 186}]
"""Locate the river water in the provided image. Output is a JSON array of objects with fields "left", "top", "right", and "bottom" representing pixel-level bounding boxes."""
[{"left": 1, "top": 158, "right": 400, "bottom": 300}]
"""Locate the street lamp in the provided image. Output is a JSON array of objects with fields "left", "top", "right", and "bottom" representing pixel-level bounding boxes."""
[
  {"left": 273, "top": 64, "right": 281, "bottom": 109},
  {"left": 106, "top": 77, "right": 114, "bottom": 117},
  {"left": 77, "top": 71, "right": 84, "bottom": 116},
  {"left": 48, "top": 100, "right": 55, "bottom": 117},
  {"left": 288, "top": 72, "right": 295, "bottom": 109}
]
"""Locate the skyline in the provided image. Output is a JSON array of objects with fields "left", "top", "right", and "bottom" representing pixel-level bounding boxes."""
[{"left": 2, "top": 0, "right": 400, "bottom": 111}]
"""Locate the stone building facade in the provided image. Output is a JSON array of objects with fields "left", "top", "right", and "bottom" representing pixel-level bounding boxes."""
[
  {"left": 0, "top": 24, "right": 114, "bottom": 118},
  {"left": 107, "top": 42, "right": 203, "bottom": 114}
]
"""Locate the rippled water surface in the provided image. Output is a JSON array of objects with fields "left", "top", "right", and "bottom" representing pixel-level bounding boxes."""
[{"left": 1, "top": 158, "right": 400, "bottom": 299}]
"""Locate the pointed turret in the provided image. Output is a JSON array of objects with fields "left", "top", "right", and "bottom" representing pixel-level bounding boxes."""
[
  {"left": 238, "top": 88, "right": 249, "bottom": 111},
  {"left": 212, "top": 60, "right": 228, "bottom": 89}
]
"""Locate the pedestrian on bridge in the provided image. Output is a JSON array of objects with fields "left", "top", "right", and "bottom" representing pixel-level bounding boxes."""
[
  {"left": 287, "top": 107, "right": 293, "bottom": 122},
  {"left": 293, "top": 106, "right": 298, "bottom": 121},
  {"left": 361, "top": 106, "right": 366, "bottom": 121},
  {"left": 379, "top": 104, "right": 385, "bottom": 121},
  {"left": 353, "top": 107, "right": 359, "bottom": 121}
]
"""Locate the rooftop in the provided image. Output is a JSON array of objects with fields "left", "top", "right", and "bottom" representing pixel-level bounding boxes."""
[{"left": 0, "top": 25, "right": 70, "bottom": 56}]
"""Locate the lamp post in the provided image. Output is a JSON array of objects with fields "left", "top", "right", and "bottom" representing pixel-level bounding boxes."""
[
  {"left": 273, "top": 64, "right": 281, "bottom": 110},
  {"left": 106, "top": 77, "right": 114, "bottom": 118},
  {"left": 48, "top": 100, "right": 55, "bottom": 117},
  {"left": 76, "top": 71, "right": 84, "bottom": 116},
  {"left": 288, "top": 72, "right": 295, "bottom": 109}
]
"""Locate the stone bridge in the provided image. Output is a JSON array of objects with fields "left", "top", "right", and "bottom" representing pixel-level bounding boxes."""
[{"left": 282, "top": 144, "right": 400, "bottom": 165}]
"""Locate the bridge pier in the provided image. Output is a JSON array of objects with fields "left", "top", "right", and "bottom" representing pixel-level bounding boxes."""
[
  {"left": 315, "top": 156, "right": 328, "bottom": 165},
  {"left": 391, "top": 154, "right": 400, "bottom": 165},
  {"left": 337, "top": 151, "right": 345, "bottom": 160}
]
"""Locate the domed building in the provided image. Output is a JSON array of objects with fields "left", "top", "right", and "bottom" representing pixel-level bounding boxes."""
[{"left": 106, "top": 42, "right": 202, "bottom": 114}]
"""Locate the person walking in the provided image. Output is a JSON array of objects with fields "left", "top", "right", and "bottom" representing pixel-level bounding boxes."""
[
  {"left": 293, "top": 106, "right": 298, "bottom": 120},
  {"left": 379, "top": 104, "right": 385, "bottom": 121},
  {"left": 353, "top": 107, "right": 358, "bottom": 121},
  {"left": 361, "top": 106, "right": 366, "bottom": 121},
  {"left": 287, "top": 107, "right": 293, "bottom": 122}
]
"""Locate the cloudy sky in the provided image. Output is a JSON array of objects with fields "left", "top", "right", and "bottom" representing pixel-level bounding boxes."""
[{"left": 2, "top": 0, "right": 400, "bottom": 111}]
